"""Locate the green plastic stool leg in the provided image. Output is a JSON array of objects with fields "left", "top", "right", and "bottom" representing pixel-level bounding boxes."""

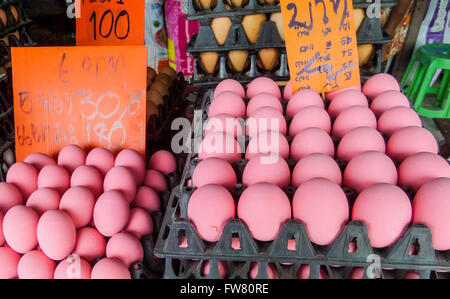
[{"left": 436, "top": 69, "right": 450, "bottom": 106}]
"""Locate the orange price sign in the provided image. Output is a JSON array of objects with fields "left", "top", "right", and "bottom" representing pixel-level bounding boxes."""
[
  {"left": 280, "top": 0, "right": 360, "bottom": 94},
  {"left": 11, "top": 46, "right": 147, "bottom": 162},
  {"left": 76, "top": 0, "right": 145, "bottom": 46}
]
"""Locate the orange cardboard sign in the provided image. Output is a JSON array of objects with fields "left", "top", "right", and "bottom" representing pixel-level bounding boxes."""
[
  {"left": 76, "top": 0, "right": 145, "bottom": 46},
  {"left": 280, "top": 0, "right": 360, "bottom": 94},
  {"left": 11, "top": 46, "right": 147, "bottom": 162}
]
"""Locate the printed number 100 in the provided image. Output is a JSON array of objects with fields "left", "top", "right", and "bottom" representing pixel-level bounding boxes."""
[{"left": 89, "top": 9, "right": 130, "bottom": 40}]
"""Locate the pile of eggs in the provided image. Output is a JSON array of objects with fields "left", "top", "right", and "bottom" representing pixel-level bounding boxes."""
[
  {"left": 0, "top": 145, "right": 177, "bottom": 279},
  {"left": 188, "top": 74, "right": 450, "bottom": 272},
  {"left": 146, "top": 66, "right": 178, "bottom": 123}
]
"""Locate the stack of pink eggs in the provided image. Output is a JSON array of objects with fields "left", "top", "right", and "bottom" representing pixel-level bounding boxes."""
[
  {"left": 0, "top": 145, "right": 176, "bottom": 279},
  {"left": 189, "top": 74, "right": 450, "bottom": 279}
]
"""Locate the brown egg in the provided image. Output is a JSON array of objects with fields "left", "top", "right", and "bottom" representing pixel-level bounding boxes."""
[
  {"left": 1, "top": 36, "right": 9, "bottom": 46},
  {"left": 354, "top": 8, "right": 365, "bottom": 32},
  {"left": 3, "top": 147, "right": 15, "bottom": 166},
  {"left": 226, "top": 0, "right": 248, "bottom": 7},
  {"left": 211, "top": 17, "right": 232, "bottom": 46},
  {"left": 150, "top": 81, "right": 169, "bottom": 97},
  {"left": 147, "top": 89, "right": 165, "bottom": 107},
  {"left": 155, "top": 73, "right": 173, "bottom": 87},
  {"left": 242, "top": 14, "right": 266, "bottom": 44},
  {"left": 161, "top": 66, "right": 178, "bottom": 81},
  {"left": 9, "top": 31, "right": 20, "bottom": 42},
  {"left": 258, "top": 0, "right": 279, "bottom": 5},
  {"left": 358, "top": 44, "right": 374, "bottom": 66},
  {"left": 228, "top": 50, "right": 249, "bottom": 72},
  {"left": 0, "top": 9, "right": 6, "bottom": 27},
  {"left": 147, "top": 67, "right": 157, "bottom": 89},
  {"left": 194, "top": 0, "right": 217, "bottom": 10},
  {"left": 146, "top": 101, "right": 159, "bottom": 123},
  {"left": 10, "top": 5, "right": 19, "bottom": 23},
  {"left": 270, "top": 12, "right": 284, "bottom": 41},
  {"left": 380, "top": 7, "right": 392, "bottom": 27},
  {"left": 200, "top": 52, "right": 219, "bottom": 74},
  {"left": 258, "top": 48, "right": 279, "bottom": 70}
]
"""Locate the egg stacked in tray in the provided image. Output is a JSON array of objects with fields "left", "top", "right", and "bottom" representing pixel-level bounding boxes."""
[
  {"left": 154, "top": 75, "right": 450, "bottom": 279},
  {"left": 186, "top": 0, "right": 397, "bottom": 87},
  {"left": 0, "top": 0, "right": 35, "bottom": 180}
]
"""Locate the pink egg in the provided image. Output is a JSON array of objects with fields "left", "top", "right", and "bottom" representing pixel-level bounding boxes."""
[
  {"left": 143, "top": 169, "right": 168, "bottom": 192},
  {"left": 247, "top": 93, "right": 284, "bottom": 116},
  {"left": 38, "top": 165, "right": 70, "bottom": 195},
  {"left": 283, "top": 80, "right": 293, "bottom": 100},
  {"left": 198, "top": 132, "right": 242, "bottom": 163},
  {"left": 238, "top": 183, "right": 291, "bottom": 241},
  {"left": 378, "top": 107, "right": 422, "bottom": 136},
  {"left": 54, "top": 255, "right": 92, "bottom": 279},
  {"left": 343, "top": 151, "right": 397, "bottom": 193},
  {"left": 289, "top": 106, "right": 331, "bottom": 136},
  {"left": 125, "top": 208, "right": 154, "bottom": 239},
  {"left": 26, "top": 188, "right": 61, "bottom": 216},
  {"left": 71, "top": 165, "right": 103, "bottom": 199},
  {"left": 148, "top": 150, "right": 177, "bottom": 176},
  {"left": 91, "top": 257, "right": 131, "bottom": 279},
  {"left": 247, "top": 77, "right": 281, "bottom": 99},
  {"left": 3, "top": 205, "right": 38, "bottom": 253},
  {"left": 290, "top": 128, "right": 335, "bottom": 161},
  {"left": 370, "top": 90, "right": 411, "bottom": 117},
  {"left": 286, "top": 89, "right": 324, "bottom": 117},
  {"left": 73, "top": 227, "right": 106, "bottom": 263},
  {"left": 0, "top": 246, "right": 21, "bottom": 278},
  {"left": 214, "top": 79, "right": 245, "bottom": 99},
  {"left": 187, "top": 184, "right": 235, "bottom": 242},
  {"left": 37, "top": 210, "right": 76, "bottom": 260},
  {"left": 18, "top": 250, "right": 56, "bottom": 279},
  {"left": 404, "top": 271, "right": 420, "bottom": 279},
  {"left": 243, "top": 154, "right": 290, "bottom": 188},
  {"left": 412, "top": 178, "right": 450, "bottom": 250},
  {"left": 0, "top": 182, "right": 23, "bottom": 213},
  {"left": 325, "top": 85, "right": 362, "bottom": 100},
  {"left": 193, "top": 157, "right": 237, "bottom": 190},
  {"left": 24, "top": 153, "right": 56, "bottom": 171},
  {"left": 57, "top": 144, "right": 86, "bottom": 174},
  {"left": 293, "top": 178, "right": 348, "bottom": 245},
  {"left": 352, "top": 184, "right": 412, "bottom": 248},
  {"left": 337, "top": 127, "right": 386, "bottom": 161},
  {"left": 106, "top": 232, "right": 143, "bottom": 267},
  {"left": 246, "top": 106, "right": 287, "bottom": 137},
  {"left": 332, "top": 105, "right": 377, "bottom": 137},
  {"left": 209, "top": 91, "right": 246, "bottom": 118},
  {"left": 362, "top": 73, "right": 401, "bottom": 99},
  {"left": 327, "top": 90, "right": 368, "bottom": 118},
  {"left": 202, "top": 261, "right": 229, "bottom": 278},
  {"left": 399, "top": 152, "right": 450, "bottom": 191},
  {"left": 292, "top": 154, "right": 342, "bottom": 186},
  {"left": 250, "top": 263, "right": 279, "bottom": 279},
  {"left": 133, "top": 186, "right": 161, "bottom": 213},
  {"left": 60, "top": 186, "right": 95, "bottom": 228},
  {"left": 387, "top": 126, "right": 438, "bottom": 162},
  {"left": 94, "top": 190, "right": 130, "bottom": 237},
  {"left": 103, "top": 166, "right": 136, "bottom": 203},
  {"left": 6, "top": 162, "right": 38, "bottom": 200},
  {"left": 86, "top": 147, "right": 116, "bottom": 177},
  {"left": 0, "top": 212, "right": 3, "bottom": 246},
  {"left": 204, "top": 114, "right": 244, "bottom": 137},
  {"left": 349, "top": 267, "right": 365, "bottom": 279},
  {"left": 297, "top": 265, "right": 329, "bottom": 279},
  {"left": 245, "top": 130, "right": 290, "bottom": 160},
  {"left": 115, "top": 149, "right": 147, "bottom": 186}
]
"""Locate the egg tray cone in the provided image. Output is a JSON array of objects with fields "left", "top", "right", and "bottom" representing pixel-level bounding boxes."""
[
  {"left": 0, "top": 0, "right": 32, "bottom": 39},
  {"left": 154, "top": 184, "right": 450, "bottom": 279}
]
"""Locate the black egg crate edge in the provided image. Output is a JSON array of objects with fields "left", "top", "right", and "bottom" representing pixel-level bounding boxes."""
[
  {"left": 0, "top": 0, "right": 32, "bottom": 39},
  {"left": 153, "top": 185, "right": 450, "bottom": 279},
  {"left": 186, "top": 0, "right": 397, "bottom": 20},
  {"left": 360, "top": 44, "right": 385, "bottom": 82}
]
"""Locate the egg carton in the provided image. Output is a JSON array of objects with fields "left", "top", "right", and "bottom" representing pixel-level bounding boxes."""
[
  {"left": 0, "top": 0, "right": 32, "bottom": 39},
  {"left": 186, "top": 0, "right": 396, "bottom": 20},
  {"left": 154, "top": 184, "right": 450, "bottom": 279}
]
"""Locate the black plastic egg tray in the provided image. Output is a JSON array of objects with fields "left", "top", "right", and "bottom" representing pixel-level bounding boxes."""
[
  {"left": 0, "top": 0, "right": 32, "bottom": 39},
  {"left": 153, "top": 182, "right": 450, "bottom": 279}
]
